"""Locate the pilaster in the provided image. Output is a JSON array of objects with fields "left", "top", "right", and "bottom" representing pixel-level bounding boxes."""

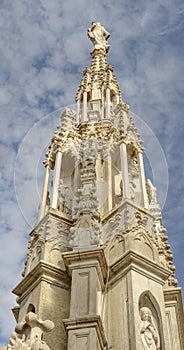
[
  {"left": 63, "top": 316, "right": 107, "bottom": 350},
  {"left": 62, "top": 248, "right": 108, "bottom": 350},
  {"left": 164, "top": 288, "right": 184, "bottom": 350}
]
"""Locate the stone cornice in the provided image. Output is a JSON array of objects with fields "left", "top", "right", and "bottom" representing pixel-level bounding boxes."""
[
  {"left": 109, "top": 250, "right": 170, "bottom": 287},
  {"left": 63, "top": 315, "right": 107, "bottom": 349},
  {"left": 12, "top": 261, "right": 70, "bottom": 299},
  {"left": 11, "top": 306, "right": 20, "bottom": 322},
  {"left": 62, "top": 248, "right": 107, "bottom": 289},
  {"left": 102, "top": 198, "right": 154, "bottom": 224},
  {"left": 33, "top": 210, "right": 73, "bottom": 237},
  {"left": 48, "top": 208, "right": 74, "bottom": 224}
]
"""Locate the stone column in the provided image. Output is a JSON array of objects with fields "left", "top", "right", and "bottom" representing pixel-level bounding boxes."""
[
  {"left": 120, "top": 143, "right": 130, "bottom": 199},
  {"left": 62, "top": 248, "right": 108, "bottom": 350},
  {"left": 76, "top": 100, "right": 80, "bottom": 123},
  {"left": 106, "top": 88, "right": 110, "bottom": 119},
  {"left": 107, "top": 153, "right": 112, "bottom": 211},
  {"left": 138, "top": 152, "right": 149, "bottom": 209},
  {"left": 83, "top": 91, "right": 87, "bottom": 122},
  {"left": 73, "top": 160, "right": 80, "bottom": 197},
  {"left": 51, "top": 151, "right": 62, "bottom": 209},
  {"left": 101, "top": 88, "right": 104, "bottom": 119},
  {"left": 38, "top": 164, "right": 50, "bottom": 222},
  {"left": 96, "top": 156, "right": 102, "bottom": 181}
]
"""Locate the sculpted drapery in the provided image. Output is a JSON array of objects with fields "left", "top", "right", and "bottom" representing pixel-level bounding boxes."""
[{"left": 140, "top": 307, "right": 160, "bottom": 350}]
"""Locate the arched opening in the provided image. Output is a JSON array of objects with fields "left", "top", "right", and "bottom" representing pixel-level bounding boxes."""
[
  {"left": 139, "top": 291, "right": 164, "bottom": 350},
  {"left": 27, "top": 304, "right": 36, "bottom": 313},
  {"left": 127, "top": 143, "right": 141, "bottom": 204}
]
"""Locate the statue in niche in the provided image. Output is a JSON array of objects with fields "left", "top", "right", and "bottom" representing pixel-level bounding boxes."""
[
  {"left": 128, "top": 153, "right": 139, "bottom": 176},
  {"left": 146, "top": 179, "right": 157, "bottom": 204},
  {"left": 63, "top": 186, "right": 72, "bottom": 214},
  {"left": 140, "top": 307, "right": 160, "bottom": 350},
  {"left": 88, "top": 22, "right": 110, "bottom": 53},
  {"left": 58, "top": 180, "right": 72, "bottom": 213}
]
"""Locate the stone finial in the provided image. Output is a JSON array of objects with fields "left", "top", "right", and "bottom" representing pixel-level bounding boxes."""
[
  {"left": 7, "top": 312, "right": 54, "bottom": 350},
  {"left": 88, "top": 22, "right": 110, "bottom": 53}
]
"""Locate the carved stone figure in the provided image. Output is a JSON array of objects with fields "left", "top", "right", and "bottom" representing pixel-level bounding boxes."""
[
  {"left": 58, "top": 180, "right": 72, "bottom": 214},
  {"left": 128, "top": 153, "right": 139, "bottom": 176},
  {"left": 146, "top": 179, "right": 157, "bottom": 204},
  {"left": 128, "top": 174, "right": 136, "bottom": 200},
  {"left": 88, "top": 22, "right": 110, "bottom": 53},
  {"left": 140, "top": 307, "right": 160, "bottom": 350}
]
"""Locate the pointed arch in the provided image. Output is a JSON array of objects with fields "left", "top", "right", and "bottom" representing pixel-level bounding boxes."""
[
  {"left": 27, "top": 303, "right": 36, "bottom": 313},
  {"left": 108, "top": 234, "right": 125, "bottom": 265}
]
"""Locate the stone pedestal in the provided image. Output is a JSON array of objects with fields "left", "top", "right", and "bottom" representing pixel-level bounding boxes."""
[
  {"left": 63, "top": 316, "right": 107, "bottom": 350},
  {"left": 62, "top": 248, "right": 108, "bottom": 350}
]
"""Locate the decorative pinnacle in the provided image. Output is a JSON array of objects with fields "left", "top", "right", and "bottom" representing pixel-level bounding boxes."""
[{"left": 88, "top": 22, "right": 110, "bottom": 53}]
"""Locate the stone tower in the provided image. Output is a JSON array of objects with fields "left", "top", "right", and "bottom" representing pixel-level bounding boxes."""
[{"left": 7, "top": 23, "right": 184, "bottom": 350}]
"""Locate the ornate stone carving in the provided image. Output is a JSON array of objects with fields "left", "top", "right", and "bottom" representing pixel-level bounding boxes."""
[
  {"left": 7, "top": 312, "right": 54, "bottom": 350},
  {"left": 140, "top": 307, "right": 160, "bottom": 350},
  {"left": 128, "top": 149, "right": 139, "bottom": 176},
  {"left": 155, "top": 228, "right": 178, "bottom": 287},
  {"left": 45, "top": 215, "right": 70, "bottom": 247},
  {"left": 22, "top": 225, "right": 45, "bottom": 277},
  {"left": 44, "top": 108, "right": 79, "bottom": 169},
  {"left": 69, "top": 139, "right": 102, "bottom": 247}
]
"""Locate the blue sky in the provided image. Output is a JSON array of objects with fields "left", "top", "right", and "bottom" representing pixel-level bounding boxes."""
[{"left": 0, "top": 0, "right": 184, "bottom": 345}]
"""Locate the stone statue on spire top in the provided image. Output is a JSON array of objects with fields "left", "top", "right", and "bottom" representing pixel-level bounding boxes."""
[{"left": 88, "top": 22, "right": 110, "bottom": 53}]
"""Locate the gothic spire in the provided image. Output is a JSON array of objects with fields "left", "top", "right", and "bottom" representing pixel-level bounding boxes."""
[{"left": 75, "top": 22, "right": 129, "bottom": 122}]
